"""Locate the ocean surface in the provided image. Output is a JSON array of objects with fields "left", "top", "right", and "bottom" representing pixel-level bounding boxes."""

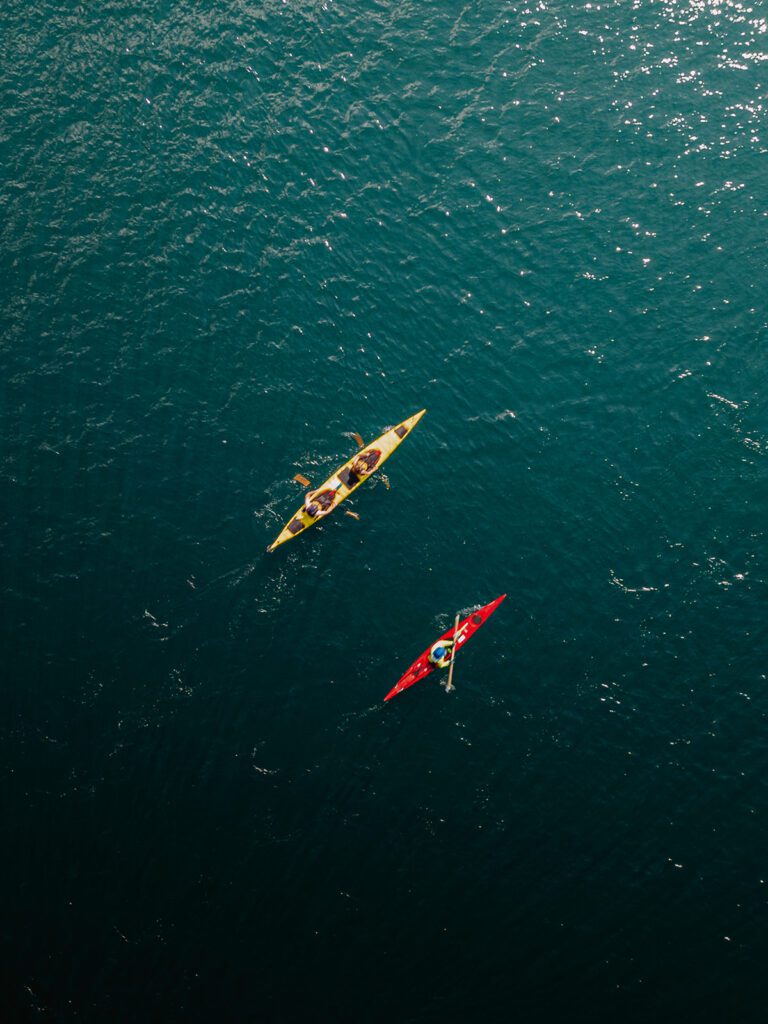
[{"left": 2, "top": 1, "right": 767, "bottom": 1020}]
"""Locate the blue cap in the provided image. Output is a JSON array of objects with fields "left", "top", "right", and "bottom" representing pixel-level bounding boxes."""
[{"left": 434, "top": 645, "right": 446, "bottom": 659}]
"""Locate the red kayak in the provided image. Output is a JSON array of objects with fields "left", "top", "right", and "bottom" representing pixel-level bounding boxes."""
[{"left": 384, "top": 595, "right": 506, "bottom": 701}]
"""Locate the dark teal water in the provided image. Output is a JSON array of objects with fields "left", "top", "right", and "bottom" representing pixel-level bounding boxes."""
[{"left": 3, "top": 1, "right": 767, "bottom": 1020}]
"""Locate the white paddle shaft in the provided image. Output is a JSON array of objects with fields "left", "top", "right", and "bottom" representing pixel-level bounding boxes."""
[{"left": 446, "top": 612, "right": 460, "bottom": 692}]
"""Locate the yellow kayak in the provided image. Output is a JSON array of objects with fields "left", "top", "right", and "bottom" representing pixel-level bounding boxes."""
[{"left": 267, "top": 409, "right": 426, "bottom": 552}]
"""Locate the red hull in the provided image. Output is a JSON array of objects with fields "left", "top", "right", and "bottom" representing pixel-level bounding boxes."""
[{"left": 384, "top": 595, "right": 506, "bottom": 701}]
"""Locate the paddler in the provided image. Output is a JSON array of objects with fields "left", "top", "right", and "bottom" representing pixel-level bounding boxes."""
[
  {"left": 428, "top": 638, "right": 455, "bottom": 669},
  {"left": 304, "top": 486, "right": 338, "bottom": 519},
  {"left": 349, "top": 450, "right": 380, "bottom": 482}
]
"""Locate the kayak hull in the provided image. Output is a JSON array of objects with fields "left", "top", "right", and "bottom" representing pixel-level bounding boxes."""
[
  {"left": 267, "top": 410, "right": 426, "bottom": 552},
  {"left": 384, "top": 594, "right": 506, "bottom": 701}
]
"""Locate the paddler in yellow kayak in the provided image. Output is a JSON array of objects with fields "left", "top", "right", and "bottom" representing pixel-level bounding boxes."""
[
  {"left": 304, "top": 486, "right": 337, "bottom": 519},
  {"left": 348, "top": 449, "right": 381, "bottom": 481}
]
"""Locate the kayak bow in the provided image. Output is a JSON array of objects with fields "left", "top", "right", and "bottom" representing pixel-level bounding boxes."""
[
  {"left": 267, "top": 410, "right": 426, "bottom": 552},
  {"left": 384, "top": 595, "right": 506, "bottom": 701}
]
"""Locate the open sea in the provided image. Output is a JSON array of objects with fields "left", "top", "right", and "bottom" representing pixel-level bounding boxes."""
[{"left": 2, "top": 1, "right": 767, "bottom": 1021}]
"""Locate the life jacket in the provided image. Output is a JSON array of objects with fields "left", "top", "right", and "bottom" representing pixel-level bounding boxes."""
[
  {"left": 308, "top": 488, "right": 336, "bottom": 511},
  {"left": 358, "top": 449, "right": 381, "bottom": 473}
]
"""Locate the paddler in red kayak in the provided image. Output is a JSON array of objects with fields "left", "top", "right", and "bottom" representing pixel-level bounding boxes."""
[{"left": 428, "top": 637, "right": 455, "bottom": 669}]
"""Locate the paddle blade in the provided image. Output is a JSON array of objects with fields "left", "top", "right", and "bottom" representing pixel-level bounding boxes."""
[
  {"left": 293, "top": 473, "right": 311, "bottom": 487},
  {"left": 352, "top": 432, "right": 365, "bottom": 449}
]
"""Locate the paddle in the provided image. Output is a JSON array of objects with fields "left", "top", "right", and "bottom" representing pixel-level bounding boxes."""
[
  {"left": 293, "top": 473, "right": 311, "bottom": 487},
  {"left": 445, "top": 612, "right": 460, "bottom": 692}
]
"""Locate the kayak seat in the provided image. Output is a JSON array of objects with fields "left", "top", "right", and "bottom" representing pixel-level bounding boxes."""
[
  {"left": 287, "top": 518, "right": 305, "bottom": 534},
  {"left": 337, "top": 466, "right": 360, "bottom": 488}
]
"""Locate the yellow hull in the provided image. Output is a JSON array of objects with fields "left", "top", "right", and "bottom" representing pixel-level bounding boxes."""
[{"left": 267, "top": 409, "right": 426, "bottom": 552}]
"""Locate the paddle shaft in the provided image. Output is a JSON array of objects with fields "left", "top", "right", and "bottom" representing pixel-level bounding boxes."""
[{"left": 445, "top": 613, "right": 460, "bottom": 692}]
